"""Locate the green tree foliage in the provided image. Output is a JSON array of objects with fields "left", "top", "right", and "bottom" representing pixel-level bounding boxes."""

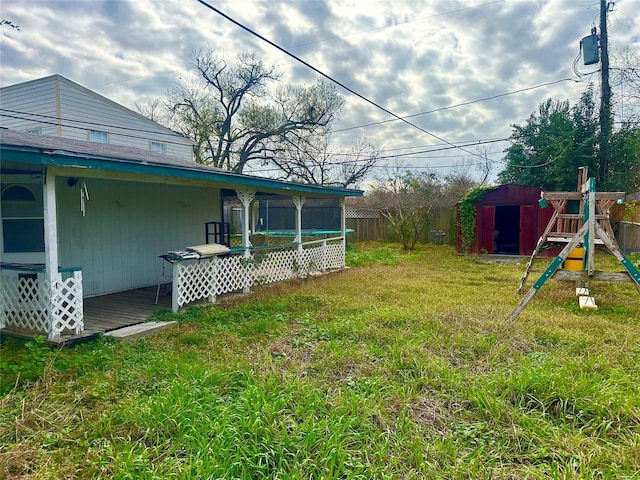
[
  {"left": 605, "top": 126, "right": 640, "bottom": 192},
  {"left": 498, "top": 88, "right": 598, "bottom": 191},
  {"left": 499, "top": 86, "right": 640, "bottom": 193}
]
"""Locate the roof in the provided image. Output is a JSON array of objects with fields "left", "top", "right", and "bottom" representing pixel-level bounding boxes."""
[
  {"left": 0, "top": 129, "right": 363, "bottom": 197},
  {"left": 0, "top": 74, "right": 189, "bottom": 142}
]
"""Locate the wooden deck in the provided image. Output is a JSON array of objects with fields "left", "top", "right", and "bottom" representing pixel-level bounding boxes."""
[{"left": 1, "top": 285, "right": 173, "bottom": 345}]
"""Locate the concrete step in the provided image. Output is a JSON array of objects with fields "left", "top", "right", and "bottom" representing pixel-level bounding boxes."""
[{"left": 105, "top": 321, "right": 177, "bottom": 342}]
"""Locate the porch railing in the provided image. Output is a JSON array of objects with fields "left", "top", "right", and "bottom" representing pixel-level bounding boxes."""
[
  {"left": 0, "top": 265, "right": 83, "bottom": 340},
  {"left": 172, "top": 236, "right": 346, "bottom": 312}
]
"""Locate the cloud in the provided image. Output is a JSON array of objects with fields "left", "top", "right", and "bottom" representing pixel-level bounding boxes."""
[{"left": 1, "top": 0, "right": 637, "bottom": 179}]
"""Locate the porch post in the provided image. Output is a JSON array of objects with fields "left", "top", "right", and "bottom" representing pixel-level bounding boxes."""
[
  {"left": 237, "top": 190, "right": 255, "bottom": 293},
  {"left": 236, "top": 190, "right": 256, "bottom": 257},
  {"left": 43, "top": 170, "right": 59, "bottom": 284},
  {"left": 340, "top": 197, "right": 347, "bottom": 267},
  {"left": 292, "top": 195, "right": 305, "bottom": 250},
  {"left": 43, "top": 170, "right": 60, "bottom": 339},
  {"left": 292, "top": 195, "right": 306, "bottom": 277},
  {"left": 172, "top": 260, "right": 180, "bottom": 313}
]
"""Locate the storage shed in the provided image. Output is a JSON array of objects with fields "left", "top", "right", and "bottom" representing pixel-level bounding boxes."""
[{"left": 456, "top": 184, "right": 555, "bottom": 255}]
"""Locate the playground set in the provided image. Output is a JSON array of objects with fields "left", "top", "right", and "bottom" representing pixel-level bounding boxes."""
[{"left": 507, "top": 168, "right": 640, "bottom": 321}]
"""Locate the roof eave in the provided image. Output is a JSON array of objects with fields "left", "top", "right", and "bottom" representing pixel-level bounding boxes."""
[{"left": 1, "top": 144, "right": 363, "bottom": 197}]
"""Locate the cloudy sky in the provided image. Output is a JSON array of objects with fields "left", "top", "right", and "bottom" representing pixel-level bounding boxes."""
[{"left": 1, "top": 0, "right": 639, "bottom": 181}]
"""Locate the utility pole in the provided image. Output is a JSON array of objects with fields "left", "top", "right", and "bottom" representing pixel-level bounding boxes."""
[{"left": 598, "top": 0, "right": 612, "bottom": 186}]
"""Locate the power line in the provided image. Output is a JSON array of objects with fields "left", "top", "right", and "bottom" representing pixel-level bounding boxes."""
[
  {"left": 0, "top": 109, "right": 192, "bottom": 147},
  {"left": 334, "top": 77, "right": 590, "bottom": 133},
  {"left": 194, "top": 0, "right": 484, "bottom": 161},
  {"left": 246, "top": 137, "right": 510, "bottom": 175}
]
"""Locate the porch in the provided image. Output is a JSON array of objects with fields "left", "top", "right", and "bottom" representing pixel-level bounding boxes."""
[
  {"left": 0, "top": 237, "right": 347, "bottom": 343},
  {"left": 0, "top": 286, "right": 171, "bottom": 345}
]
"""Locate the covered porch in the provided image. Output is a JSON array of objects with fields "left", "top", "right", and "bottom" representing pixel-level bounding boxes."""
[
  {"left": 1, "top": 129, "right": 361, "bottom": 342},
  {"left": 1, "top": 233, "right": 347, "bottom": 343}
]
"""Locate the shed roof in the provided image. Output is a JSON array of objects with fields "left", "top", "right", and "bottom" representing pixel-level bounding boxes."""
[{"left": 0, "top": 129, "right": 363, "bottom": 197}]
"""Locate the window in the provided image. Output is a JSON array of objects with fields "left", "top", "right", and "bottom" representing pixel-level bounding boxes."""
[
  {"left": 89, "top": 130, "right": 109, "bottom": 143},
  {"left": 150, "top": 141, "right": 167, "bottom": 154},
  {"left": 26, "top": 127, "right": 42, "bottom": 134},
  {"left": 1, "top": 184, "right": 45, "bottom": 253}
]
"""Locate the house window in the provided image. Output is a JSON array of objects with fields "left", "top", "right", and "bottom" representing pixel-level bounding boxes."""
[
  {"left": 89, "top": 130, "right": 109, "bottom": 143},
  {"left": 1, "top": 184, "right": 45, "bottom": 253},
  {"left": 26, "top": 127, "right": 42, "bottom": 134},
  {"left": 150, "top": 141, "right": 167, "bottom": 154}
]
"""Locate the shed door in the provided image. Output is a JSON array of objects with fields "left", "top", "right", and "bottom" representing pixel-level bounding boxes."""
[
  {"left": 480, "top": 206, "right": 496, "bottom": 254},
  {"left": 519, "top": 205, "right": 536, "bottom": 255}
]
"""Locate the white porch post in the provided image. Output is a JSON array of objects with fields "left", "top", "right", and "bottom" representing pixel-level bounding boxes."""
[
  {"left": 340, "top": 197, "right": 347, "bottom": 267},
  {"left": 44, "top": 170, "right": 59, "bottom": 284},
  {"left": 237, "top": 190, "right": 255, "bottom": 293},
  {"left": 237, "top": 190, "right": 256, "bottom": 257},
  {"left": 171, "top": 261, "right": 180, "bottom": 313},
  {"left": 292, "top": 195, "right": 305, "bottom": 251},
  {"left": 43, "top": 170, "right": 60, "bottom": 339},
  {"left": 292, "top": 195, "right": 306, "bottom": 277}
]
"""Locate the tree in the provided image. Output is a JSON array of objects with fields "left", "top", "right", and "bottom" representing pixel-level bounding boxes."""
[
  {"left": 606, "top": 126, "right": 640, "bottom": 192},
  {"left": 498, "top": 88, "right": 598, "bottom": 190},
  {"left": 270, "top": 134, "right": 379, "bottom": 187},
  {"left": 367, "top": 167, "right": 446, "bottom": 250},
  {"left": 611, "top": 48, "right": 640, "bottom": 125},
  {"left": 164, "top": 48, "right": 361, "bottom": 183}
]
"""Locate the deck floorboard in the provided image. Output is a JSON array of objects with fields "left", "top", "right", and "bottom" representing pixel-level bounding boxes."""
[{"left": 1, "top": 286, "right": 174, "bottom": 345}]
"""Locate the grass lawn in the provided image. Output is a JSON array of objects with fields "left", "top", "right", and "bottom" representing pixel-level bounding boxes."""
[{"left": 1, "top": 243, "right": 640, "bottom": 479}]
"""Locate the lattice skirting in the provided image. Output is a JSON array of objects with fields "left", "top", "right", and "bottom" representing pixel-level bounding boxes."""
[
  {"left": 0, "top": 272, "right": 84, "bottom": 340},
  {"left": 175, "top": 241, "right": 345, "bottom": 309}
]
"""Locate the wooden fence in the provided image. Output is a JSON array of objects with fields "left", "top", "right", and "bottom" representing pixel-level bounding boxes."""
[
  {"left": 346, "top": 205, "right": 457, "bottom": 245},
  {"left": 615, "top": 221, "right": 640, "bottom": 254}
]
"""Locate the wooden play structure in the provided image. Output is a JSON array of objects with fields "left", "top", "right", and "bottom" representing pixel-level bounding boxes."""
[{"left": 507, "top": 168, "right": 640, "bottom": 321}]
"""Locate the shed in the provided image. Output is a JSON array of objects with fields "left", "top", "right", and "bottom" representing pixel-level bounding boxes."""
[{"left": 456, "top": 184, "right": 554, "bottom": 255}]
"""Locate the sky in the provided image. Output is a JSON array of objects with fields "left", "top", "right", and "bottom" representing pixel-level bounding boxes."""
[{"left": 1, "top": 0, "right": 639, "bottom": 183}]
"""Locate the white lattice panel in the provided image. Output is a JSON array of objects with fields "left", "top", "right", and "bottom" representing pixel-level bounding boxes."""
[
  {"left": 0, "top": 272, "right": 84, "bottom": 339},
  {"left": 51, "top": 274, "right": 83, "bottom": 337},
  {"left": 215, "top": 256, "right": 248, "bottom": 295},
  {"left": 302, "top": 245, "right": 325, "bottom": 273},
  {"left": 173, "top": 240, "right": 346, "bottom": 309},
  {"left": 0, "top": 276, "right": 50, "bottom": 333},
  {"left": 176, "top": 260, "right": 217, "bottom": 307},
  {"left": 251, "top": 249, "right": 299, "bottom": 285},
  {"left": 326, "top": 242, "right": 345, "bottom": 269}
]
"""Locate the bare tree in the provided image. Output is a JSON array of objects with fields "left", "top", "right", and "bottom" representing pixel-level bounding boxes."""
[
  {"left": 473, "top": 146, "right": 494, "bottom": 186},
  {"left": 135, "top": 97, "right": 164, "bottom": 123},
  {"left": 166, "top": 48, "right": 349, "bottom": 176},
  {"left": 611, "top": 48, "right": 640, "bottom": 124},
  {"left": 367, "top": 165, "right": 441, "bottom": 250},
  {"left": 271, "top": 134, "right": 379, "bottom": 187}
]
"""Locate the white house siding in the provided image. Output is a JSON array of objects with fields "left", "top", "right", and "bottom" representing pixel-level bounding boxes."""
[
  {"left": 0, "top": 80, "right": 60, "bottom": 136},
  {"left": 56, "top": 177, "right": 221, "bottom": 297},
  {"left": 0, "top": 75, "right": 194, "bottom": 160},
  {"left": 56, "top": 81, "right": 192, "bottom": 159}
]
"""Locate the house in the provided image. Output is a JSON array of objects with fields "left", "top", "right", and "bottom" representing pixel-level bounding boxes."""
[
  {"left": 1, "top": 118, "right": 361, "bottom": 342},
  {"left": 0, "top": 74, "right": 193, "bottom": 160},
  {"left": 456, "top": 184, "right": 554, "bottom": 255}
]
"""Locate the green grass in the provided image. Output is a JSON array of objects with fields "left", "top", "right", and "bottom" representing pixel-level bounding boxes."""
[{"left": 2, "top": 243, "right": 640, "bottom": 479}]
